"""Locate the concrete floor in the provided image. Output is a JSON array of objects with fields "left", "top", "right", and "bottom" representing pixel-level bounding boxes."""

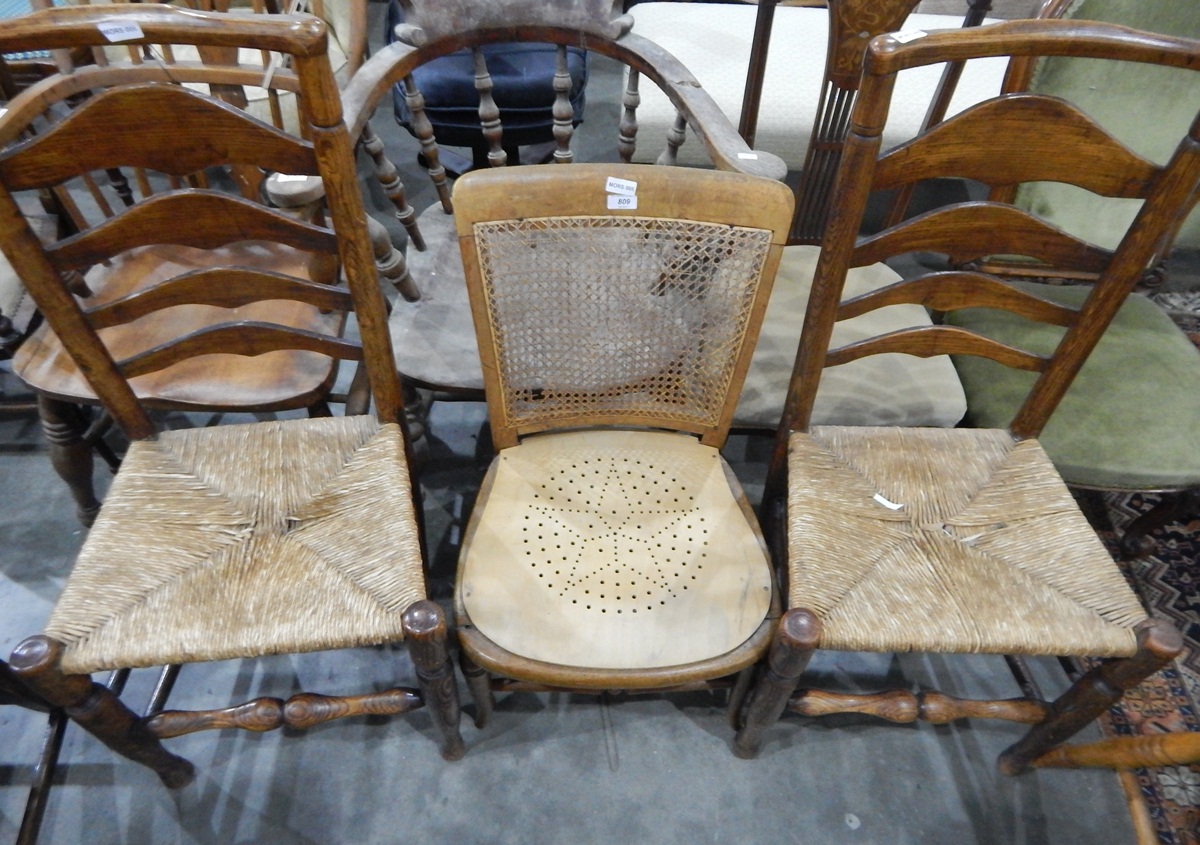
[{"left": 0, "top": 2, "right": 1164, "bottom": 842}]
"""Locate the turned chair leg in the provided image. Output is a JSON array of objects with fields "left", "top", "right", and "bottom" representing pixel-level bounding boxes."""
[
  {"left": 10, "top": 636, "right": 195, "bottom": 789},
  {"left": 732, "top": 608, "right": 821, "bottom": 759},
  {"left": 37, "top": 396, "right": 101, "bottom": 527},
  {"left": 459, "top": 651, "right": 494, "bottom": 730},
  {"left": 402, "top": 601, "right": 466, "bottom": 761},
  {"left": 998, "top": 619, "right": 1183, "bottom": 775}
]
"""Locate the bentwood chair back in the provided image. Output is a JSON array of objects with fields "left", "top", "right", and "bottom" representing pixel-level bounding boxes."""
[
  {"left": 0, "top": 4, "right": 463, "bottom": 793},
  {"left": 448, "top": 163, "right": 794, "bottom": 729},
  {"left": 732, "top": 19, "right": 1198, "bottom": 772}
]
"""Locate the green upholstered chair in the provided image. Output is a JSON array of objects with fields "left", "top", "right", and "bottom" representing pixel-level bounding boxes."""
[
  {"left": 949, "top": 0, "right": 1200, "bottom": 555},
  {"left": 1004, "top": 0, "right": 1200, "bottom": 275}
]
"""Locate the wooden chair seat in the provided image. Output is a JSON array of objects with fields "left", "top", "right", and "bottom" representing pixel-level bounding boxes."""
[
  {"left": 787, "top": 427, "right": 1146, "bottom": 656},
  {"left": 459, "top": 429, "right": 774, "bottom": 674},
  {"left": 46, "top": 416, "right": 426, "bottom": 674},
  {"left": 12, "top": 242, "right": 342, "bottom": 409}
]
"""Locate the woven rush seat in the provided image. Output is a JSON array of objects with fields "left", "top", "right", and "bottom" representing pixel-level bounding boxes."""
[
  {"left": 460, "top": 429, "right": 773, "bottom": 671},
  {"left": 787, "top": 427, "right": 1147, "bottom": 658},
  {"left": 46, "top": 416, "right": 426, "bottom": 674}
]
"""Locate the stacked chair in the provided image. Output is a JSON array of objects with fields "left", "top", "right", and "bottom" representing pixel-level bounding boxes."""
[
  {"left": 0, "top": 4, "right": 463, "bottom": 806},
  {"left": 732, "top": 18, "right": 1200, "bottom": 772}
]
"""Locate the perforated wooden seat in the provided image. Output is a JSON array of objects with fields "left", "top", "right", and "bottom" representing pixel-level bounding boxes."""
[
  {"left": 461, "top": 429, "right": 772, "bottom": 670},
  {"left": 48, "top": 417, "right": 425, "bottom": 674},
  {"left": 449, "top": 164, "right": 793, "bottom": 721},
  {"left": 787, "top": 427, "right": 1145, "bottom": 657}
]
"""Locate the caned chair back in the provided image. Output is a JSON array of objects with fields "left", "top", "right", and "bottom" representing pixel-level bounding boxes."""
[
  {"left": 779, "top": 19, "right": 1200, "bottom": 467},
  {"left": 453, "top": 164, "right": 793, "bottom": 449},
  {"left": 0, "top": 5, "right": 402, "bottom": 441}
]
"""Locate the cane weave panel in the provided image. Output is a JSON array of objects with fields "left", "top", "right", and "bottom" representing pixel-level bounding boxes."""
[
  {"left": 460, "top": 429, "right": 773, "bottom": 669},
  {"left": 787, "top": 426, "right": 1146, "bottom": 657},
  {"left": 472, "top": 216, "right": 772, "bottom": 431},
  {"left": 46, "top": 417, "right": 426, "bottom": 673}
]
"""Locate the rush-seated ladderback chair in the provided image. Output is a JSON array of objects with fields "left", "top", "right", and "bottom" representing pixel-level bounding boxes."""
[
  {"left": 6, "top": 2, "right": 373, "bottom": 527},
  {"left": 340, "top": 0, "right": 787, "bottom": 420},
  {"left": 731, "top": 20, "right": 1198, "bottom": 772},
  {"left": 1, "top": 5, "right": 463, "bottom": 789},
  {"left": 450, "top": 164, "right": 793, "bottom": 729}
]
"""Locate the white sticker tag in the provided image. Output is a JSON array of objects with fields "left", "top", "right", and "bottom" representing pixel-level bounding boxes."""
[
  {"left": 737, "top": 152, "right": 759, "bottom": 160},
  {"left": 873, "top": 493, "right": 904, "bottom": 510},
  {"left": 605, "top": 176, "right": 638, "bottom": 197},
  {"left": 98, "top": 21, "right": 144, "bottom": 43},
  {"left": 607, "top": 194, "right": 638, "bottom": 211},
  {"left": 891, "top": 30, "right": 927, "bottom": 43},
  {"left": 274, "top": 174, "right": 311, "bottom": 183}
]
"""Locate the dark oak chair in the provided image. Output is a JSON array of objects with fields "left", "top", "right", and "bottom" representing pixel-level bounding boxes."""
[
  {"left": 340, "top": 0, "right": 787, "bottom": 421},
  {"left": 0, "top": 4, "right": 463, "bottom": 791},
  {"left": 732, "top": 19, "right": 1199, "bottom": 772},
  {"left": 449, "top": 163, "right": 794, "bottom": 732}
]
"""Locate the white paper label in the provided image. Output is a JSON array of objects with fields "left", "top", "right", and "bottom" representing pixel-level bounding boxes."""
[
  {"left": 607, "top": 194, "right": 638, "bottom": 211},
  {"left": 737, "top": 152, "right": 759, "bottom": 160},
  {"left": 891, "top": 30, "right": 927, "bottom": 43},
  {"left": 872, "top": 493, "right": 904, "bottom": 510},
  {"left": 605, "top": 176, "right": 638, "bottom": 197},
  {"left": 98, "top": 21, "right": 144, "bottom": 43},
  {"left": 274, "top": 174, "right": 311, "bottom": 183}
]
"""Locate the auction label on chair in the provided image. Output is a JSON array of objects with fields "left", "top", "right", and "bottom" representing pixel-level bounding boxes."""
[
  {"left": 607, "top": 194, "right": 638, "bottom": 210},
  {"left": 97, "top": 21, "right": 144, "bottom": 42},
  {"left": 605, "top": 176, "right": 638, "bottom": 197}
]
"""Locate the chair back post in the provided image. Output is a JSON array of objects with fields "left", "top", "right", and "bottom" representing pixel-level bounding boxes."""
[{"left": 1010, "top": 112, "right": 1200, "bottom": 438}]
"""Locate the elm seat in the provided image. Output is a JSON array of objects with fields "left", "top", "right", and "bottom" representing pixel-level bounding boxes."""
[
  {"left": 461, "top": 429, "right": 772, "bottom": 670},
  {"left": 626, "top": 2, "right": 1009, "bottom": 170},
  {"left": 947, "top": 283, "right": 1200, "bottom": 491}
]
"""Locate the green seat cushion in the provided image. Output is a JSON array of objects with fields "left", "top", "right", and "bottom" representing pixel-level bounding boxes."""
[{"left": 946, "top": 282, "right": 1200, "bottom": 490}]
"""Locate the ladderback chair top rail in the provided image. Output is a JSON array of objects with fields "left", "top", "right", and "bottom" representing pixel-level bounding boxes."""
[
  {"left": 453, "top": 163, "right": 794, "bottom": 449},
  {"left": 780, "top": 18, "right": 1200, "bottom": 444},
  {"left": 342, "top": 1, "right": 787, "bottom": 181},
  {"left": 0, "top": 5, "right": 401, "bottom": 438}
]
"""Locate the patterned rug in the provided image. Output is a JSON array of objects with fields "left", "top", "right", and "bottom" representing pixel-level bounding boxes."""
[{"left": 1088, "top": 288, "right": 1200, "bottom": 845}]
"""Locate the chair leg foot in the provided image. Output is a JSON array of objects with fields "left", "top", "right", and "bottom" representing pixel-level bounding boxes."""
[
  {"left": 37, "top": 397, "right": 101, "bottom": 526},
  {"left": 1118, "top": 489, "right": 1200, "bottom": 559},
  {"left": 10, "top": 636, "right": 195, "bottom": 789},
  {"left": 998, "top": 619, "right": 1182, "bottom": 775},
  {"left": 732, "top": 609, "right": 821, "bottom": 759},
  {"left": 402, "top": 601, "right": 466, "bottom": 761},
  {"left": 459, "top": 652, "right": 494, "bottom": 730}
]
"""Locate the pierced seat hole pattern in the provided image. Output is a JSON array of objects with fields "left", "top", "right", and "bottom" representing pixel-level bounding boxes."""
[{"left": 461, "top": 430, "right": 773, "bottom": 670}]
